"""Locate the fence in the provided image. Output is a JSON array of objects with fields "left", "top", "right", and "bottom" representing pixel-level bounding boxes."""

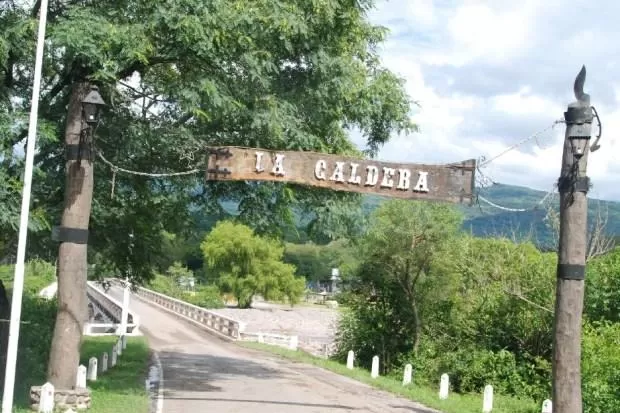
[{"left": 85, "top": 282, "right": 140, "bottom": 335}]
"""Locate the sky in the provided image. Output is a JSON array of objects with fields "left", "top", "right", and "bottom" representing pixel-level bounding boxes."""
[{"left": 349, "top": 0, "right": 620, "bottom": 202}]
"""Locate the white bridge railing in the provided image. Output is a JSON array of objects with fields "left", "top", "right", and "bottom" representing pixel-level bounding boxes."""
[
  {"left": 125, "top": 282, "right": 246, "bottom": 341},
  {"left": 85, "top": 282, "right": 140, "bottom": 336},
  {"left": 120, "top": 280, "right": 299, "bottom": 350}
]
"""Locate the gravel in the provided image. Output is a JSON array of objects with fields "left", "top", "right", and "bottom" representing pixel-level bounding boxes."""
[{"left": 214, "top": 303, "right": 341, "bottom": 356}]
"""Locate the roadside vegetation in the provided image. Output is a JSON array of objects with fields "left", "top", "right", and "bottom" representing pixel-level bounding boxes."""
[{"left": 0, "top": 262, "right": 149, "bottom": 413}]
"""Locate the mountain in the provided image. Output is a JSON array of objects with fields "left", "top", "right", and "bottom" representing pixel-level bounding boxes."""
[
  {"left": 361, "top": 183, "right": 620, "bottom": 248},
  {"left": 200, "top": 183, "right": 620, "bottom": 248}
]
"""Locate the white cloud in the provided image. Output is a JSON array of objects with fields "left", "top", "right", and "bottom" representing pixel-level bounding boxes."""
[{"left": 356, "top": 0, "right": 620, "bottom": 201}]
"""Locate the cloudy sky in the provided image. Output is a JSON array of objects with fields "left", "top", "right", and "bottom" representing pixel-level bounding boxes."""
[{"left": 350, "top": 0, "right": 620, "bottom": 202}]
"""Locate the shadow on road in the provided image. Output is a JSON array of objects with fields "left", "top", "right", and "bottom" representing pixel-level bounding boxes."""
[{"left": 160, "top": 351, "right": 290, "bottom": 393}]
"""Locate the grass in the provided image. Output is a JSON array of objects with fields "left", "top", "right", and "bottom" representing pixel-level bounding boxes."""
[
  {"left": 78, "top": 336, "right": 151, "bottom": 413},
  {"left": 238, "top": 342, "right": 540, "bottom": 413},
  {"left": 13, "top": 336, "right": 151, "bottom": 413}
]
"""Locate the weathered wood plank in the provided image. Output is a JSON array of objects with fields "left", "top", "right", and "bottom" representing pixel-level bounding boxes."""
[{"left": 205, "top": 146, "right": 476, "bottom": 204}]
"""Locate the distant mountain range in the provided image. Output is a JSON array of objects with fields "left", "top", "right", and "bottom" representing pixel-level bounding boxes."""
[
  {"left": 212, "top": 183, "right": 620, "bottom": 247},
  {"left": 361, "top": 183, "right": 620, "bottom": 248}
]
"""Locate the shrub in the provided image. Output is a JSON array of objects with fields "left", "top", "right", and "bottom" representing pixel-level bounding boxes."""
[{"left": 582, "top": 321, "right": 620, "bottom": 413}]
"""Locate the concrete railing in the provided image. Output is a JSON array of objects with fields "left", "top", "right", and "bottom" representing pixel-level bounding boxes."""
[
  {"left": 85, "top": 282, "right": 140, "bottom": 336},
  {"left": 128, "top": 284, "right": 245, "bottom": 340},
  {"left": 239, "top": 331, "right": 298, "bottom": 350}
]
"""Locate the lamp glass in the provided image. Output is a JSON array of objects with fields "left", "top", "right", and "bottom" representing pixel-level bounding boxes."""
[
  {"left": 570, "top": 136, "right": 588, "bottom": 158},
  {"left": 82, "top": 104, "right": 100, "bottom": 125}
]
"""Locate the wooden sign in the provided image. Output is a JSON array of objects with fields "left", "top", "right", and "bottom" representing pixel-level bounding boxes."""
[{"left": 205, "top": 146, "right": 476, "bottom": 204}]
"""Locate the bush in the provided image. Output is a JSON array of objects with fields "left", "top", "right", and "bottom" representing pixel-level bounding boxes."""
[
  {"left": 181, "top": 285, "right": 225, "bottom": 309},
  {"left": 149, "top": 272, "right": 224, "bottom": 309},
  {"left": 582, "top": 321, "right": 620, "bottom": 413},
  {"left": 0, "top": 259, "right": 56, "bottom": 294},
  {"left": 0, "top": 260, "right": 57, "bottom": 406}
]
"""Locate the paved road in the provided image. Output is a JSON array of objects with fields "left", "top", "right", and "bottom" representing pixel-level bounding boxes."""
[{"left": 109, "top": 286, "right": 438, "bottom": 413}]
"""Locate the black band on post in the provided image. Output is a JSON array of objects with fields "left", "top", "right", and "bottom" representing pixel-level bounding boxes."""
[
  {"left": 51, "top": 226, "right": 89, "bottom": 244},
  {"left": 557, "top": 263, "right": 585, "bottom": 280},
  {"left": 558, "top": 176, "right": 590, "bottom": 193},
  {"left": 65, "top": 144, "right": 93, "bottom": 161}
]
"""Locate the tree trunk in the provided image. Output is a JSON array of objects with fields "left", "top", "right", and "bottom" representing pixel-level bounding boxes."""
[
  {"left": 411, "top": 299, "right": 422, "bottom": 354},
  {"left": 47, "top": 82, "right": 93, "bottom": 389}
]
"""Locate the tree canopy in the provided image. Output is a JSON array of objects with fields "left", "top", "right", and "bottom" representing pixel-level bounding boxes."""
[
  {"left": 201, "top": 220, "right": 305, "bottom": 308},
  {"left": 0, "top": 0, "right": 413, "bottom": 278}
]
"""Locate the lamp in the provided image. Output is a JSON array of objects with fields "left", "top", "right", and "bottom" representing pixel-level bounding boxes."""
[
  {"left": 569, "top": 135, "right": 590, "bottom": 159},
  {"left": 81, "top": 85, "right": 106, "bottom": 125}
]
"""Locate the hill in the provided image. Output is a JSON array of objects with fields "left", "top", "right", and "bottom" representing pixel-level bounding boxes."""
[
  {"left": 362, "top": 183, "right": 620, "bottom": 248},
  {"left": 203, "top": 183, "right": 620, "bottom": 248}
]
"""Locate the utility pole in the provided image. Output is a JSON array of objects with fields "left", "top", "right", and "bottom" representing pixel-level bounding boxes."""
[{"left": 552, "top": 65, "right": 595, "bottom": 413}]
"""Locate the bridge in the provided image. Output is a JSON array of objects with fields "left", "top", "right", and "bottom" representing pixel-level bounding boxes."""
[{"left": 83, "top": 280, "right": 435, "bottom": 413}]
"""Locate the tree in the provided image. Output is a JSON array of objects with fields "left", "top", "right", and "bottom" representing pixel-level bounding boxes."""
[
  {"left": 201, "top": 221, "right": 305, "bottom": 308},
  {"left": 335, "top": 200, "right": 462, "bottom": 371},
  {"left": 2, "top": 0, "right": 412, "bottom": 388}
]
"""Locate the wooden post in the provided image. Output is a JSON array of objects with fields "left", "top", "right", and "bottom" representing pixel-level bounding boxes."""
[
  {"left": 47, "top": 82, "right": 94, "bottom": 388},
  {"left": 552, "top": 65, "right": 594, "bottom": 413}
]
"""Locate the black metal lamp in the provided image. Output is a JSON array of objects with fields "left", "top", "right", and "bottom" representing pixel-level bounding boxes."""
[
  {"left": 81, "top": 85, "right": 106, "bottom": 125},
  {"left": 569, "top": 135, "right": 590, "bottom": 159}
]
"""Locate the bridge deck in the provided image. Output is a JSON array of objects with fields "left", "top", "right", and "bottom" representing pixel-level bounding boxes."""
[{"left": 108, "top": 286, "right": 437, "bottom": 413}]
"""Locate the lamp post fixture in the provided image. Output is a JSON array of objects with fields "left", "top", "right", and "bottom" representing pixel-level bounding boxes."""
[{"left": 81, "top": 86, "right": 106, "bottom": 126}]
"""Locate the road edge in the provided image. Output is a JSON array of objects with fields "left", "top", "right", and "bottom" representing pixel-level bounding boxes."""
[{"left": 147, "top": 351, "right": 164, "bottom": 413}]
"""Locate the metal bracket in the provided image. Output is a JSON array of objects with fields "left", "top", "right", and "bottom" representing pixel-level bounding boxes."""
[
  {"left": 206, "top": 147, "right": 233, "bottom": 160},
  {"left": 206, "top": 168, "right": 231, "bottom": 179},
  {"left": 66, "top": 144, "right": 93, "bottom": 161},
  {"left": 51, "top": 226, "right": 89, "bottom": 244},
  {"left": 558, "top": 176, "right": 590, "bottom": 193},
  {"left": 557, "top": 263, "right": 585, "bottom": 280},
  {"left": 564, "top": 106, "right": 593, "bottom": 125}
]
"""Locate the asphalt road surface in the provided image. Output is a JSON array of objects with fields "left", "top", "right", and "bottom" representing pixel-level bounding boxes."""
[{"left": 108, "top": 286, "right": 438, "bottom": 413}]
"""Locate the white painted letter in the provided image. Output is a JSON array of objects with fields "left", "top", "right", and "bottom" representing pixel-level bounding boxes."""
[
  {"left": 315, "top": 160, "right": 327, "bottom": 180},
  {"left": 348, "top": 164, "right": 362, "bottom": 184},
  {"left": 397, "top": 169, "right": 411, "bottom": 190},
  {"left": 329, "top": 162, "right": 346, "bottom": 183},
  {"left": 380, "top": 167, "right": 395, "bottom": 188},
  {"left": 413, "top": 171, "right": 429, "bottom": 192},
  {"left": 255, "top": 152, "right": 265, "bottom": 172},
  {"left": 365, "top": 166, "right": 379, "bottom": 186},
  {"left": 272, "top": 154, "right": 286, "bottom": 176}
]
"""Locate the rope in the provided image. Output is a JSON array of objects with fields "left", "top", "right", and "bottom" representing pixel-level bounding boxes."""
[{"left": 96, "top": 149, "right": 201, "bottom": 178}]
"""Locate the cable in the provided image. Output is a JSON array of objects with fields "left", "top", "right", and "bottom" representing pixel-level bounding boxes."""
[
  {"left": 478, "top": 120, "right": 564, "bottom": 168},
  {"left": 96, "top": 149, "right": 201, "bottom": 178}
]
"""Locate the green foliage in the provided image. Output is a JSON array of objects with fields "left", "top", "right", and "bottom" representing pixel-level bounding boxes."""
[
  {"left": 1, "top": 0, "right": 413, "bottom": 281},
  {"left": 201, "top": 221, "right": 305, "bottom": 308},
  {"left": 149, "top": 272, "right": 224, "bottom": 309},
  {"left": 283, "top": 239, "right": 359, "bottom": 282},
  {"left": 0, "top": 259, "right": 56, "bottom": 295},
  {"left": 335, "top": 200, "right": 463, "bottom": 369},
  {"left": 0, "top": 260, "right": 57, "bottom": 407},
  {"left": 582, "top": 321, "right": 620, "bottom": 413},
  {"left": 585, "top": 247, "right": 620, "bottom": 322}
]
